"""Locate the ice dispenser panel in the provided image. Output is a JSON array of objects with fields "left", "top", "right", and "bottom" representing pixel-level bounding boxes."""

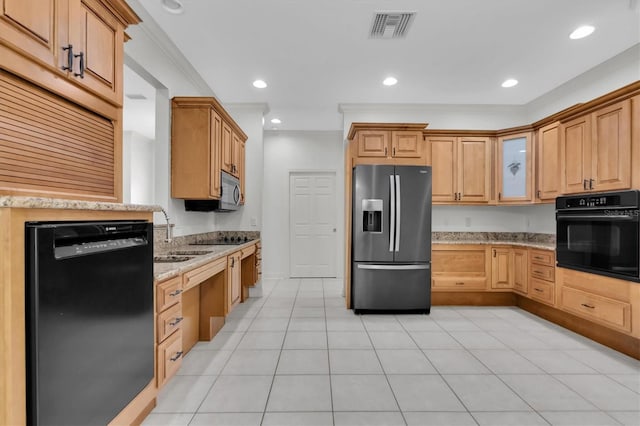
[{"left": 362, "top": 199, "right": 383, "bottom": 233}]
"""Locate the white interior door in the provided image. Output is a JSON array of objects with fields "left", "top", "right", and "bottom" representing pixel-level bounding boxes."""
[{"left": 290, "top": 172, "right": 337, "bottom": 277}]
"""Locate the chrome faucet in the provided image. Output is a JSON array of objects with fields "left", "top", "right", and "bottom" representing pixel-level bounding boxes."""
[{"left": 160, "top": 207, "right": 172, "bottom": 242}]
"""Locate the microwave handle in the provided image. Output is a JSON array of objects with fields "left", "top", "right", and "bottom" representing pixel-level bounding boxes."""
[{"left": 557, "top": 214, "right": 635, "bottom": 220}]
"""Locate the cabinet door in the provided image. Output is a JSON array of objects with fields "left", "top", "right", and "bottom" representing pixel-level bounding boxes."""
[
  {"left": 221, "top": 120, "right": 233, "bottom": 173},
  {"left": 426, "top": 137, "right": 456, "bottom": 202},
  {"left": 0, "top": 0, "right": 63, "bottom": 71},
  {"left": 357, "top": 130, "right": 389, "bottom": 157},
  {"left": 69, "top": 0, "right": 123, "bottom": 105},
  {"left": 227, "top": 253, "right": 241, "bottom": 312},
  {"left": 391, "top": 131, "right": 421, "bottom": 158},
  {"left": 561, "top": 114, "right": 591, "bottom": 194},
  {"left": 209, "top": 109, "right": 222, "bottom": 198},
  {"left": 491, "top": 247, "right": 512, "bottom": 289},
  {"left": 238, "top": 140, "right": 246, "bottom": 204},
  {"left": 497, "top": 132, "right": 532, "bottom": 202},
  {"left": 231, "top": 131, "right": 241, "bottom": 177},
  {"left": 513, "top": 249, "right": 528, "bottom": 294},
  {"left": 458, "top": 137, "right": 490, "bottom": 202},
  {"left": 536, "top": 122, "right": 561, "bottom": 201},
  {"left": 591, "top": 99, "right": 631, "bottom": 192}
]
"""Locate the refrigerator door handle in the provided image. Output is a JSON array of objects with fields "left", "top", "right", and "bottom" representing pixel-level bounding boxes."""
[
  {"left": 395, "top": 174, "right": 401, "bottom": 252},
  {"left": 389, "top": 175, "right": 395, "bottom": 252},
  {"left": 357, "top": 264, "right": 431, "bottom": 270}
]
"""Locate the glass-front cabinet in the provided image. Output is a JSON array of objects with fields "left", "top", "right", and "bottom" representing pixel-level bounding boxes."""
[{"left": 497, "top": 132, "right": 532, "bottom": 203}]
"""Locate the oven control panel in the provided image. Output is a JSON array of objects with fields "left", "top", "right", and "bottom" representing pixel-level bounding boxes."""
[
  {"left": 565, "top": 195, "right": 619, "bottom": 208},
  {"left": 557, "top": 190, "right": 639, "bottom": 210}
]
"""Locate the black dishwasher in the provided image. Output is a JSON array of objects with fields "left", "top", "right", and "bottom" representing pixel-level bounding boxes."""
[{"left": 25, "top": 221, "right": 154, "bottom": 426}]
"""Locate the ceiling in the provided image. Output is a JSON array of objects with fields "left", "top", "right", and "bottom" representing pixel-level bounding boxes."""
[{"left": 134, "top": 0, "right": 640, "bottom": 131}]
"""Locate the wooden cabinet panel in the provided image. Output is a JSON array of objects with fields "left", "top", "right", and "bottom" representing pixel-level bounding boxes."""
[
  {"left": 536, "top": 122, "right": 561, "bottom": 201},
  {"left": 591, "top": 99, "right": 631, "bottom": 191},
  {"left": 157, "top": 329, "right": 182, "bottom": 388},
  {"left": 156, "top": 276, "right": 182, "bottom": 313},
  {"left": 183, "top": 256, "right": 227, "bottom": 291},
  {"left": 227, "top": 252, "right": 241, "bottom": 313},
  {"left": 221, "top": 120, "right": 233, "bottom": 173},
  {"left": 427, "top": 137, "right": 456, "bottom": 202},
  {"left": 238, "top": 140, "right": 246, "bottom": 204},
  {"left": 491, "top": 247, "right": 512, "bottom": 289},
  {"left": 0, "top": 0, "right": 61, "bottom": 69},
  {"left": 231, "top": 131, "right": 241, "bottom": 177},
  {"left": 561, "top": 115, "right": 591, "bottom": 194},
  {"left": 357, "top": 130, "right": 389, "bottom": 157},
  {"left": 529, "top": 250, "right": 554, "bottom": 267},
  {"left": 209, "top": 109, "right": 222, "bottom": 198},
  {"left": 69, "top": 0, "right": 122, "bottom": 105},
  {"left": 157, "top": 302, "right": 182, "bottom": 342},
  {"left": 561, "top": 286, "right": 631, "bottom": 333},
  {"left": 530, "top": 264, "right": 554, "bottom": 282},
  {"left": 458, "top": 137, "right": 491, "bottom": 202},
  {"left": 560, "top": 267, "right": 630, "bottom": 302},
  {"left": 513, "top": 249, "right": 528, "bottom": 294},
  {"left": 529, "top": 278, "right": 554, "bottom": 306},
  {"left": 391, "top": 131, "right": 422, "bottom": 158},
  {"left": 432, "top": 277, "right": 487, "bottom": 290}
]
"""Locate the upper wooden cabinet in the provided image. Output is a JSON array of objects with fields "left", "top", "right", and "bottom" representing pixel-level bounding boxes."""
[
  {"left": 535, "top": 122, "right": 561, "bottom": 202},
  {"left": 348, "top": 123, "right": 428, "bottom": 163},
  {"left": 0, "top": 0, "right": 137, "bottom": 108},
  {"left": 425, "top": 135, "right": 491, "bottom": 203},
  {"left": 560, "top": 99, "right": 631, "bottom": 194},
  {"left": 497, "top": 131, "right": 533, "bottom": 203},
  {"left": 171, "top": 97, "right": 248, "bottom": 201}
]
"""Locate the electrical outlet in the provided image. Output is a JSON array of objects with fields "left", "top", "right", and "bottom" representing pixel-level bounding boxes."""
[
  {"left": 465, "top": 217, "right": 471, "bottom": 227},
  {"left": 250, "top": 217, "right": 257, "bottom": 227}
]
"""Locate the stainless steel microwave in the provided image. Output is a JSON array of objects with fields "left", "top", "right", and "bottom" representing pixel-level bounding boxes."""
[{"left": 184, "top": 172, "right": 241, "bottom": 212}]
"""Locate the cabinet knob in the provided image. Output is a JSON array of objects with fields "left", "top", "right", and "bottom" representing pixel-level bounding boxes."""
[
  {"left": 537, "top": 190, "right": 541, "bottom": 199},
  {"left": 393, "top": 147, "right": 396, "bottom": 156},
  {"left": 169, "top": 317, "right": 183, "bottom": 326},
  {"left": 170, "top": 351, "right": 183, "bottom": 362},
  {"left": 581, "top": 303, "right": 595, "bottom": 309},
  {"left": 169, "top": 289, "right": 183, "bottom": 297},
  {"left": 589, "top": 179, "right": 594, "bottom": 190},
  {"left": 73, "top": 52, "right": 85, "bottom": 78},
  {"left": 384, "top": 147, "right": 388, "bottom": 156},
  {"left": 61, "top": 45, "right": 74, "bottom": 71},
  {"left": 583, "top": 179, "right": 588, "bottom": 190}
]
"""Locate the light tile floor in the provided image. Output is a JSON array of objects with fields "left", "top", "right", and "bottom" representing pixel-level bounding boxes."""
[{"left": 143, "top": 278, "right": 640, "bottom": 426}]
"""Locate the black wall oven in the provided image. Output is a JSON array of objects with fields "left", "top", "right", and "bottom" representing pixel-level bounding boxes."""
[{"left": 556, "top": 190, "right": 640, "bottom": 282}]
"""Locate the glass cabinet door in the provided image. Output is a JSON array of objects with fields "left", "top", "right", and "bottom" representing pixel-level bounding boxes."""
[{"left": 498, "top": 132, "right": 532, "bottom": 202}]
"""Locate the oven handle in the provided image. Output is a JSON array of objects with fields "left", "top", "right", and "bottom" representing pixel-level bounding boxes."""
[{"left": 557, "top": 214, "right": 635, "bottom": 220}]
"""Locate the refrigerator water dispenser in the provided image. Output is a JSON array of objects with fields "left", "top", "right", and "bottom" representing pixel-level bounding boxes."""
[{"left": 362, "top": 199, "right": 383, "bottom": 233}]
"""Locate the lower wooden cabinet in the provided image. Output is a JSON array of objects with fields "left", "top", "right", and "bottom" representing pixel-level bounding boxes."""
[
  {"left": 527, "top": 249, "right": 555, "bottom": 306},
  {"left": 529, "top": 278, "right": 554, "bottom": 305},
  {"left": 226, "top": 251, "right": 242, "bottom": 314},
  {"left": 157, "top": 329, "right": 183, "bottom": 388},
  {"left": 512, "top": 249, "right": 528, "bottom": 294},
  {"left": 491, "top": 247, "right": 512, "bottom": 289},
  {"left": 432, "top": 245, "right": 489, "bottom": 291}
]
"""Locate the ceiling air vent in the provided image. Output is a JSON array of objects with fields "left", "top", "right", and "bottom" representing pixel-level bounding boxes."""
[
  {"left": 370, "top": 12, "right": 415, "bottom": 39},
  {"left": 126, "top": 94, "right": 147, "bottom": 100}
]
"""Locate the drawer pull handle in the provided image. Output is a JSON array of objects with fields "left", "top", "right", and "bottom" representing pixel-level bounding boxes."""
[
  {"left": 534, "top": 256, "right": 544, "bottom": 260},
  {"left": 169, "top": 289, "right": 183, "bottom": 297},
  {"left": 169, "top": 317, "right": 183, "bottom": 326},
  {"left": 581, "top": 303, "right": 595, "bottom": 309},
  {"left": 170, "top": 351, "right": 183, "bottom": 362},
  {"left": 533, "top": 270, "right": 543, "bottom": 274},
  {"left": 455, "top": 282, "right": 464, "bottom": 285},
  {"left": 534, "top": 288, "right": 543, "bottom": 292}
]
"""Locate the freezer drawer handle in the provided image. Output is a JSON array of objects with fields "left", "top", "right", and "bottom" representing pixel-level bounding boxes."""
[{"left": 357, "top": 264, "right": 430, "bottom": 270}]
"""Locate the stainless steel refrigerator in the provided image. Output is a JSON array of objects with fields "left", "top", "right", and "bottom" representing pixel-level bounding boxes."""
[{"left": 352, "top": 165, "right": 432, "bottom": 313}]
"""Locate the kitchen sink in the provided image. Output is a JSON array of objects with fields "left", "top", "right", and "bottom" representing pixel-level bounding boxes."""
[
  {"left": 167, "top": 250, "right": 213, "bottom": 256},
  {"left": 153, "top": 255, "right": 194, "bottom": 263}
]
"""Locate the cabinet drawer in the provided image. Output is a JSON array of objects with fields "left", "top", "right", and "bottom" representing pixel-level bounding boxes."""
[
  {"left": 156, "top": 276, "right": 182, "bottom": 313},
  {"left": 530, "top": 250, "right": 554, "bottom": 267},
  {"left": 560, "top": 268, "right": 630, "bottom": 302},
  {"left": 183, "top": 256, "right": 227, "bottom": 290},
  {"left": 157, "top": 329, "right": 183, "bottom": 389},
  {"left": 157, "top": 302, "right": 182, "bottom": 343},
  {"left": 561, "top": 287, "right": 631, "bottom": 333},
  {"left": 530, "top": 264, "right": 555, "bottom": 282},
  {"left": 432, "top": 277, "right": 487, "bottom": 291},
  {"left": 241, "top": 244, "right": 256, "bottom": 259},
  {"left": 529, "top": 278, "right": 554, "bottom": 306}
]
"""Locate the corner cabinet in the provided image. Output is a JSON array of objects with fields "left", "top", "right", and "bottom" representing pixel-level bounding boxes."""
[
  {"left": 497, "top": 131, "right": 533, "bottom": 203},
  {"left": 560, "top": 99, "right": 632, "bottom": 194},
  {"left": 171, "top": 97, "right": 248, "bottom": 202},
  {"left": 425, "top": 134, "right": 492, "bottom": 203}
]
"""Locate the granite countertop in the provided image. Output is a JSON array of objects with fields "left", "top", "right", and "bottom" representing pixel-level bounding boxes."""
[
  {"left": 433, "top": 239, "right": 555, "bottom": 250},
  {"left": 0, "top": 196, "right": 161, "bottom": 212},
  {"left": 154, "top": 239, "right": 260, "bottom": 282}
]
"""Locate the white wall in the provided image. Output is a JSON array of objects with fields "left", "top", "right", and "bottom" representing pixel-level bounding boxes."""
[
  {"left": 263, "top": 131, "right": 344, "bottom": 279},
  {"left": 122, "top": 131, "right": 156, "bottom": 205}
]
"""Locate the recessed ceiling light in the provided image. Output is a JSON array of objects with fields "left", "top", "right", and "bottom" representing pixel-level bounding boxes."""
[
  {"left": 162, "top": 0, "right": 184, "bottom": 14},
  {"left": 501, "top": 79, "right": 518, "bottom": 88},
  {"left": 383, "top": 77, "right": 398, "bottom": 86},
  {"left": 270, "top": 118, "right": 281, "bottom": 124},
  {"left": 253, "top": 79, "right": 267, "bottom": 89},
  {"left": 569, "top": 25, "right": 595, "bottom": 40}
]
